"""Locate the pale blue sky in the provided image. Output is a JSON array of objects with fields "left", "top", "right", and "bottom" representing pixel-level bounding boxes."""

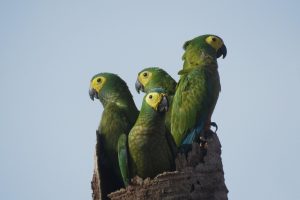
[{"left": 1, "top": 0, "right": 300, "bottom": 199}]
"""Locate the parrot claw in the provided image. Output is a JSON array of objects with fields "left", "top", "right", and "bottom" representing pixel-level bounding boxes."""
[
  {"left": 199, "top": 136, "right": 209, "bottom": 158},
  {"left": 199, "top": 140, "right": 208, "bottom": 149},
  {"left": 199, "top": 129, "right": 214, "bottom": 151},
  {"left": 210, "top": 122, "right": 218, "bottom": 133}
]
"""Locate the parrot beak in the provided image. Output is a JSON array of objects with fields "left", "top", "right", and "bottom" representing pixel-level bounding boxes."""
[
  {"left": 89, "top": 88, "right": 98, "bottom": 101},
  {"left": 158, "top": 95, "right": 169, "bottom": 113},
  {"left": 216, "top": 44, "right": 227, "bottom": 59},
  {"left": 135, "top": 79, "right": 144, "bottom": 94}
]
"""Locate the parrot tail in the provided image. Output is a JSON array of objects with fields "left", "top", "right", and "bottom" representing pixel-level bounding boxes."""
[{"left": 181, "top": 121, "right": 205, "bottom": 145}]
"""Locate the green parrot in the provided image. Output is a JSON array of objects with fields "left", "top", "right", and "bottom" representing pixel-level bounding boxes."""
[
  {"left": 118, "top": 89, "right": 175, "bottom": 183},
  {"left": 171, "top": 34, "right": 227, "bottom": 147},
  {"left": 135, "top": 67, "right": 177, "bottom": 95},
  {"left": 89, "top": 73, "right": 139, "bottom": 199},
  {"left": 135, "top": 67, "right": 177, "bottom": 132}
]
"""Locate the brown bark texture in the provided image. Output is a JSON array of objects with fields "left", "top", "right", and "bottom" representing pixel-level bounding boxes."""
[{"left": 91, "top": 132, "right": 228, "bottom": 200}]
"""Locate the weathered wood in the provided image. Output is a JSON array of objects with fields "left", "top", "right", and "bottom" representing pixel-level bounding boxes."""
[
  {"left": 92, "top": 132, "right": 228, "bottom": 200},
  {"left": 91, "top": 149, "right": 101, "bottom": 200}
]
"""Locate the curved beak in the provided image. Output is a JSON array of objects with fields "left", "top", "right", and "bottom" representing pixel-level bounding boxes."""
[
  {"left": 135, "top": 79, "right": 144, "bottom": 94},
  {"left": 158, "top": 95, "right": 169, "bottom": 112},
  {"left": 89, "top": 88, "right": 98, "bottom": 101},
  {"left": 216, "top": 44, "right": 227, "bottom": 59}
]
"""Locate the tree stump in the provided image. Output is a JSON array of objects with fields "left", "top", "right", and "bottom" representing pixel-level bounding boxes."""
[{"left": 91, "top": 132, "right": 228, "bottom": 200}]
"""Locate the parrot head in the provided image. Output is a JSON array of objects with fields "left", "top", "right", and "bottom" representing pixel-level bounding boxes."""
[
  {"left": 183, "top": 34, "right": 227, "bottom": 59},
  {"left": 135, "top": 67, "right": 177, "bottom": 95},
  {"left": 143, "top": 89, "right": 169, "bottom": 113},
  {"left": 89, "top": 74, "right": 107, "bottom": 101},
  {"left": 89, "top": 73, "right": 132, "bottom": 104}
]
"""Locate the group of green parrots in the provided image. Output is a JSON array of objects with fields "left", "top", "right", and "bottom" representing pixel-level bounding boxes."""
[{"left": 89, "top": 34, "right": 227, "bottom": 198}]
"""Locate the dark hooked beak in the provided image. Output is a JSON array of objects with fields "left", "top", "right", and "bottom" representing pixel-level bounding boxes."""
[
  {"left": 89, "top": 88, "right": 98, "bottom": 101},
  {"left": 158, "top": 95, "right": 169, "bottom": 113},
  {"left": 135, "top": 79, "right": 144, "bottom": 94},
  {"left": 216, "top": 44, "right": 227, "bottom": 59}
]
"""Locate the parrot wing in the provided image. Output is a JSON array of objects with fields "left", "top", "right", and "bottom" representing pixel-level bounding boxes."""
[
  {"left": 96, "top": 130, "right": 121, "bottom": 199},
  {"left": 117, "top": 133, "right": 130, "bottom": 187},
  {"left": 171, "top": 68, "right": 211, "bottom": 146},
  {"left": 165, "top": 128, "right": 177, "bottom": 169}
]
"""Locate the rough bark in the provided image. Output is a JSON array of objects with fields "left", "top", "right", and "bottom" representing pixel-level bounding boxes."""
[
  {"left": 91, "top": 132, "right": 228, "bottom": 200},
  {"left": 91, "top": 146, "right": 101, "bottom": 200}
]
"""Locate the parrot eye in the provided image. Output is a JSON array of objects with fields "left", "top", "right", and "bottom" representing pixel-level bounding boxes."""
[
  {"left": 212, "top": 37, "right": 216, "bottom": 42},
  {"left": 143, "top": 72, "right": 148, "bottom": 77},
  {"left": 149, "top": 95, "right": 153, "bottom": 99},
  {"left": 97, "top": 78, "right": 102, "bottom": 83}
]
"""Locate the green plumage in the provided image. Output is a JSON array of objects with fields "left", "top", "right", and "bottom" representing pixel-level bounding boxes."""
[
  {"left": 117, "top": 134, "right": 130, "bottom": 186},
  {"left": 89, "top": 73, "right": 139, "bottom": 198},
  {"left": 136, "top": 67, "right": 177, "bottom": 94},
  {"left": 120, "top": 90, "right": 175, "bottom": 180},
  {"left": 135, "top": 67, "right": 177, "bottom": 132},
  {"left": 171, "top": 35, "right": 226, "bottom": 147}
]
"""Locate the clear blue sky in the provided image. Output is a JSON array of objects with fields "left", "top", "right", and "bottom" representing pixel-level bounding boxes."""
[{"left": 1, "top": 0, "right": 299, "bottom": 199}]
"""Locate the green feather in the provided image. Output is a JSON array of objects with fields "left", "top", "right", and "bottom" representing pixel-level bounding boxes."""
[
  {"left": 137, "top": 67, "right": 177, "bottom": 94},
  {"left": 128, "top": 91, "right": 175, "bottom": 179},
  {"left": 117, "top": 133, "right": 130, "bottom": 186},
  {"left": 171, "top": 34, "right": 225, "bottom": 147},
  {"left": 90, "top": 73, "right": 139, "bottom": 198},
  {"left": 136, "top": 67, "right": 177, "bottom": 133}
]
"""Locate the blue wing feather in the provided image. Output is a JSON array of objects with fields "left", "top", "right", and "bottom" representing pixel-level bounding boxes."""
[{"left": 181, "top": 118, "right": 205, "bottom": 145}]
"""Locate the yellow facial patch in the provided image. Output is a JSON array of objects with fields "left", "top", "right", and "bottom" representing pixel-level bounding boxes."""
[
  {"left": 138, "top": 71, "right": 152, "bottom": 87},
  {"left": 205, "top": 35, "right": 224, "bottom": 51},
  {"left": 145, "top": 92, "right": 165, "bottom": 111},
  {"left": 90, "top": 76, "right": 107, "bottom": 93}
]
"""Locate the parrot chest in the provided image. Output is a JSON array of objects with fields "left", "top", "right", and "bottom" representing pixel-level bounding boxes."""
[
  {"left": 171, "top": 67, "right": 221, "bottom": 146},
  {"left": 128, "top": 126, "right": 172, "bottom": 179}
]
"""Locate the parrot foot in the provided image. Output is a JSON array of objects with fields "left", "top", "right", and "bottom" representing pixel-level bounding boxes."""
[
  {"left": 198, "top": 129, "right": 215, "bottom": 156},
  {"left": 198, "top": 129, "right": 214, "bottom": 143},
  {"left": 179, "top": 129, "right": 215, "bottom": 155},
  {"left": 199, "top": 137, "right": 209, "bottom": 158},
  {"left": 210, "top": 122, "right": 218, "bottom": 133},
  {"left": 199, "top": 139, "right": 208, "bottom": 149}
]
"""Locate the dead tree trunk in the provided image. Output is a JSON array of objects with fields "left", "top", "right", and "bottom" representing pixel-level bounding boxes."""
[{"left": 91, "top": 132, "right": 228, "bottom": 200}]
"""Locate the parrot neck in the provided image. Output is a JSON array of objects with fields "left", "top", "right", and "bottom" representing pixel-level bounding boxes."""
[
  {"left": 136, "top": 109, "right": 165, "bottom": 129},
  {"left": 182, "top": 60, "right": 218, "bottom": 77},
  {"left": 162, "top": 79, "right": 176, "bottom": 95},
  {"left": 183, "top": 51, "right": 218, "bottom": 71},
  {"left": 117, "top": 98, "right": 139, "bottom": 122},
  {"left": 100, "top": 91, "right": 139, "bottom": 121},
  {"left": 148, "top": 77, "right": 176, "bottom": 95},
  {"left": 100, "top": 89, "right": 130, "bottom": 107}
]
